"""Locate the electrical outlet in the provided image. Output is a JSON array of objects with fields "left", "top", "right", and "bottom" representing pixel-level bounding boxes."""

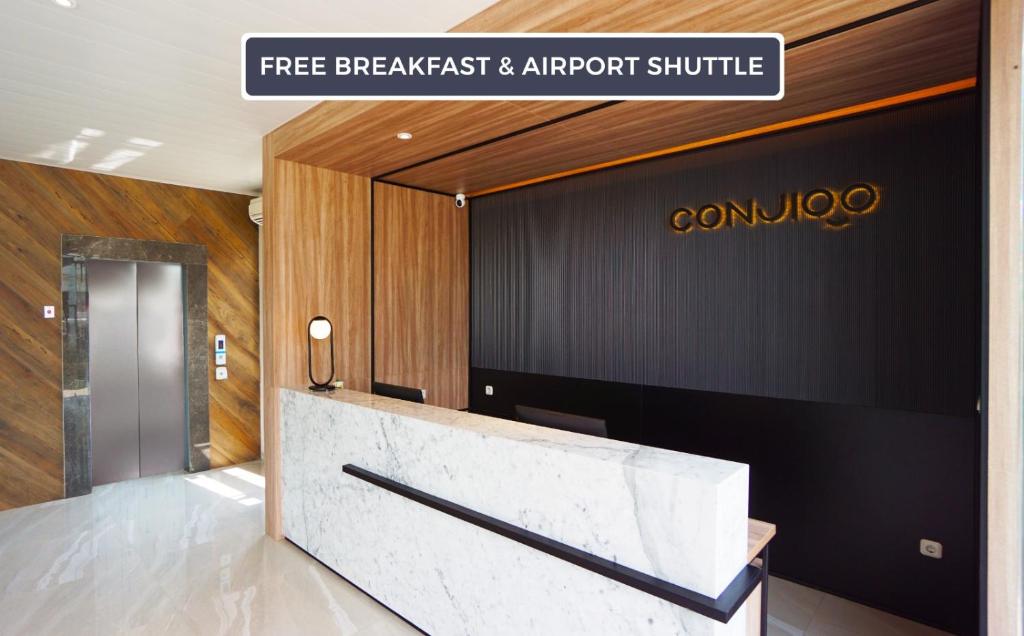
[
  {"left": 43, "top": 305, "right": 55, "bottom": 319},
  {"left": 920, "top": 539, "right": 943, "bottom": 559},
  {"left": 485, "top": 385, "right": 494, "bottom": 396}
]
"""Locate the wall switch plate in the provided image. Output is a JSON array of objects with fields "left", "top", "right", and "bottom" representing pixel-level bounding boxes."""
[
  {"left": 214, "top": 334, "right": 226, "bottom": 352},
  {"left": 43, "top": 305, "right": 55, "bottom": 319},
  {"left": 215, "top": 352, "right": 227, "bottom": 365},
  {"left": 215, "top": 366, "right": 228, "bottom": 380},
  {"left": 920, "top": 539, "right": 943, "bottom": 559},
  {"left": 485, "top": 385, "right": 494, "bottom": 396}
]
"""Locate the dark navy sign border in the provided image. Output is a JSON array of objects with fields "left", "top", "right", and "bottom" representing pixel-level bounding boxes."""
[{"left": 242, "top": 33, "right": 785, "bottom": 101}]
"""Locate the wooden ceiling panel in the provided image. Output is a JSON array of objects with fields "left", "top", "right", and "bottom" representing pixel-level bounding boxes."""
[
  {"left": 385, "top": 0, "right": 979, "bottom": 195},
  {"left": 267, "top": 0, "right": 929, "bottom": 176},
  {"left": 453, "top": 0, "right": 911, "bottom": 38},
  {"left": 268, "top": 101, "right": 379, "bottom": 157},
  {"left": 274, "top": 100, "right": 599, "bottom": 174}
]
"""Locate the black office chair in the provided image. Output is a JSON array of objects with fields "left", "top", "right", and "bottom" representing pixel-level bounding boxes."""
[
  {"left": 372, "top": 381, "right": 426, "bottom": 404},
  {"left": 514, "top": 404, "right": 608, "bottom": 438}
]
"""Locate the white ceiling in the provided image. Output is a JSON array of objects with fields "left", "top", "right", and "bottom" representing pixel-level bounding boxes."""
[{"left": 0, "top": 0, "right": 496, "bottom": 195}]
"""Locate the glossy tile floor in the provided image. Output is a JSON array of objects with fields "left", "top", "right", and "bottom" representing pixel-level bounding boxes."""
[
  {"left": 767, "top": 576, "right": 950, "bottom": 636},
  {"left": 0, "top": 462, "right": 950, "bottom": 636},
  {"left": 0, "top": 462, "right": 417, "bottom": 636}
]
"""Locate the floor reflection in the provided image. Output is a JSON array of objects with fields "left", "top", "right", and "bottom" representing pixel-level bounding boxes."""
[{"left": 0, "top": 462, "right": 418, "bottom": 636}]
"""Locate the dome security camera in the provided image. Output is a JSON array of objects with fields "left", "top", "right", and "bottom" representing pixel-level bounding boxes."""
[{"left": 455, "top": 193, "right": 467, "bottom": 208}]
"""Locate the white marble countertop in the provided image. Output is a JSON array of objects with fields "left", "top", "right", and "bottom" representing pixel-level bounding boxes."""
[
  {"left": 285, "top": 386, "right": 746, "bottom": 486},
  {"left": 281, "top": 384, "right": 750, "bottom": 620}
]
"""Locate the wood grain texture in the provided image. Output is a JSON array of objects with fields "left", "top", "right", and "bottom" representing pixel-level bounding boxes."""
[
  {"left": 373, "top": 183, "right": 468, "bottom": 410},
  {"left": 986, "top": 0, "right": 1023, "bottom": 633},
  {"left": 268, "top": 0, "right": 921, "bottom": 179},
  {"left": 268, "top": 101, "right": 381, "bottom": 160},
  {"left": 262, "top": 150, "right": 371, "bottom": 539},
  {"left": 261, "top": 139, "right": 282, "bottom": 540},
  {"left": 747, "top": 519, "right": 776, "bottom": 563},
  {"left": 452, "top": 0, "right": 911, "bottom": 35},
  {"left": 0, "top": 159, "right": 260, "bottom": 511},
  {"left": 266, "top": 162, "right": 371, "bottom": 393},
  {"left": 389, "top": 0, "right": 979, "bottom": 194},
  {"left": 276, "top": 101, "right": 596, "bottom": 178},
  {"left": 466, "top": 79, "right": 975, "bottom": 198}
]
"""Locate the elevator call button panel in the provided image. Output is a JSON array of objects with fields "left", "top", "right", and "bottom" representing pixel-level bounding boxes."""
[{"left": 214, "top": 335, "right": 227, "bottom": 379}]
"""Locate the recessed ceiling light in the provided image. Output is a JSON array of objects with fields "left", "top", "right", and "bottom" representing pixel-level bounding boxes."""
[
  {"left": 396, "top": 132, "right": 413, "bottom": 141},
  {"left": 53, "top": 0, "right": 77, "bottom": 8}
]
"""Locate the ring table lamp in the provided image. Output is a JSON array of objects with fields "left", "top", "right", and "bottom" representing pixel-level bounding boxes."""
[{"left": 307, "top": 315, "right": 335, "bottom": 392}]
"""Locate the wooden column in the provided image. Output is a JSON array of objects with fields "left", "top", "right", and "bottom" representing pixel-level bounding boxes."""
[
  {"left": 986, "top": 0, "right": 1023, "bottom": 632},
  {"left": 262, "top": 141, "right": 371, "bottom": 539},
  {"left": 373, "top": 182, "right": 469, "bottom": 410}
]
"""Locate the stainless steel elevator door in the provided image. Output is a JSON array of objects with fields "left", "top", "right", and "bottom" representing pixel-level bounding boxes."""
[
  {"left": 88, "top": 260, "right": 141, "bottom": 486},
  {"left": 137, "top": 262, "right": 185, "bottom": 477},
  {"left": 88, "top": 260, "right": 186, "bottom": 486}
]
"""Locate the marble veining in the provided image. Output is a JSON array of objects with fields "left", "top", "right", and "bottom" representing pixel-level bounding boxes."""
[
  {"left": 281, "top": 387, "right": 750, "bottom": 635},
  {"left": 0, "top": 460, "right": 942, "bottom": 635}
]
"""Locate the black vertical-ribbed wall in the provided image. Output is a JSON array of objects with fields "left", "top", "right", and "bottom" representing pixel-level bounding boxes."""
[
  {"left": 472, "top": 94, "right": 980, "bottom": 416},
  {"left": 469, "top": 93, "right": 981, "bottom": 634}
]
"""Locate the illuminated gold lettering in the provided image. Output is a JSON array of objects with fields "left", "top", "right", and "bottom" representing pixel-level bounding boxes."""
[
  {"left": 671, "top": 182, "right": 880, "bottom": 236},
  {"left": 725, "top": 200, "right": 756, "bottom": 227},
  {"left": 696, "top": 204, "right": 723, "bottom": 229},
  {"left": 841, "top": 183, "right": 879, "bottom": 214},
  {"left": 669, "top": 208, "right": 694, "bottom": 233},
  {"left": 757, "top": 194, "right": 789, "bottom": 223},
  {"left": 801, "top": 189, "right": 835, "bottom": 218}
]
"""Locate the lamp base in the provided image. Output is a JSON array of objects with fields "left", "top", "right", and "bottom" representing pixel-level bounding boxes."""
[{"left": 308, "top": 384, "right": 336, "bottom": 392}]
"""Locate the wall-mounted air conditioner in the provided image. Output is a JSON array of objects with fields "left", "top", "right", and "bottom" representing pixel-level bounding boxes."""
[{"left": 249, "top": 197, "right": 263, "bottom": 226}]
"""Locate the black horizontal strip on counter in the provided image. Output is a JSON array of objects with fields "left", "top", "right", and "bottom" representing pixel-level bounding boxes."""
[{"left": 342, "top": 463, "right": 761, "bottom": 623}]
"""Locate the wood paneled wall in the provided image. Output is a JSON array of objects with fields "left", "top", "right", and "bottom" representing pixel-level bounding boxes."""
[
  {"left": 262, "top": 150, "right": 371, "bottom": 539},
  {"left": 373, "top": 183, "right": 468, "bottom": 410},
  {"left": 0, "top": 159, "right": 260, "bottom": 511},
  {"left": 264, "top": 161, "right": 371, "bottom": 393}
]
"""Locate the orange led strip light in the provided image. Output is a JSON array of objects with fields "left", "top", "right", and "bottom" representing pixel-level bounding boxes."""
[{"left": 468, "top": 77, "right": 977, "bottom": 198}]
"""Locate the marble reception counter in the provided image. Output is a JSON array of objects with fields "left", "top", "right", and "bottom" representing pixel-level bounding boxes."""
[{"left": 280, "top": 387, "right": 758, "bottom": 635}]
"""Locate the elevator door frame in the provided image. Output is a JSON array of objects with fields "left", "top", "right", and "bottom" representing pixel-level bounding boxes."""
[{"left": 60, "top": 235, "right": 210, "bottom": 498}]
